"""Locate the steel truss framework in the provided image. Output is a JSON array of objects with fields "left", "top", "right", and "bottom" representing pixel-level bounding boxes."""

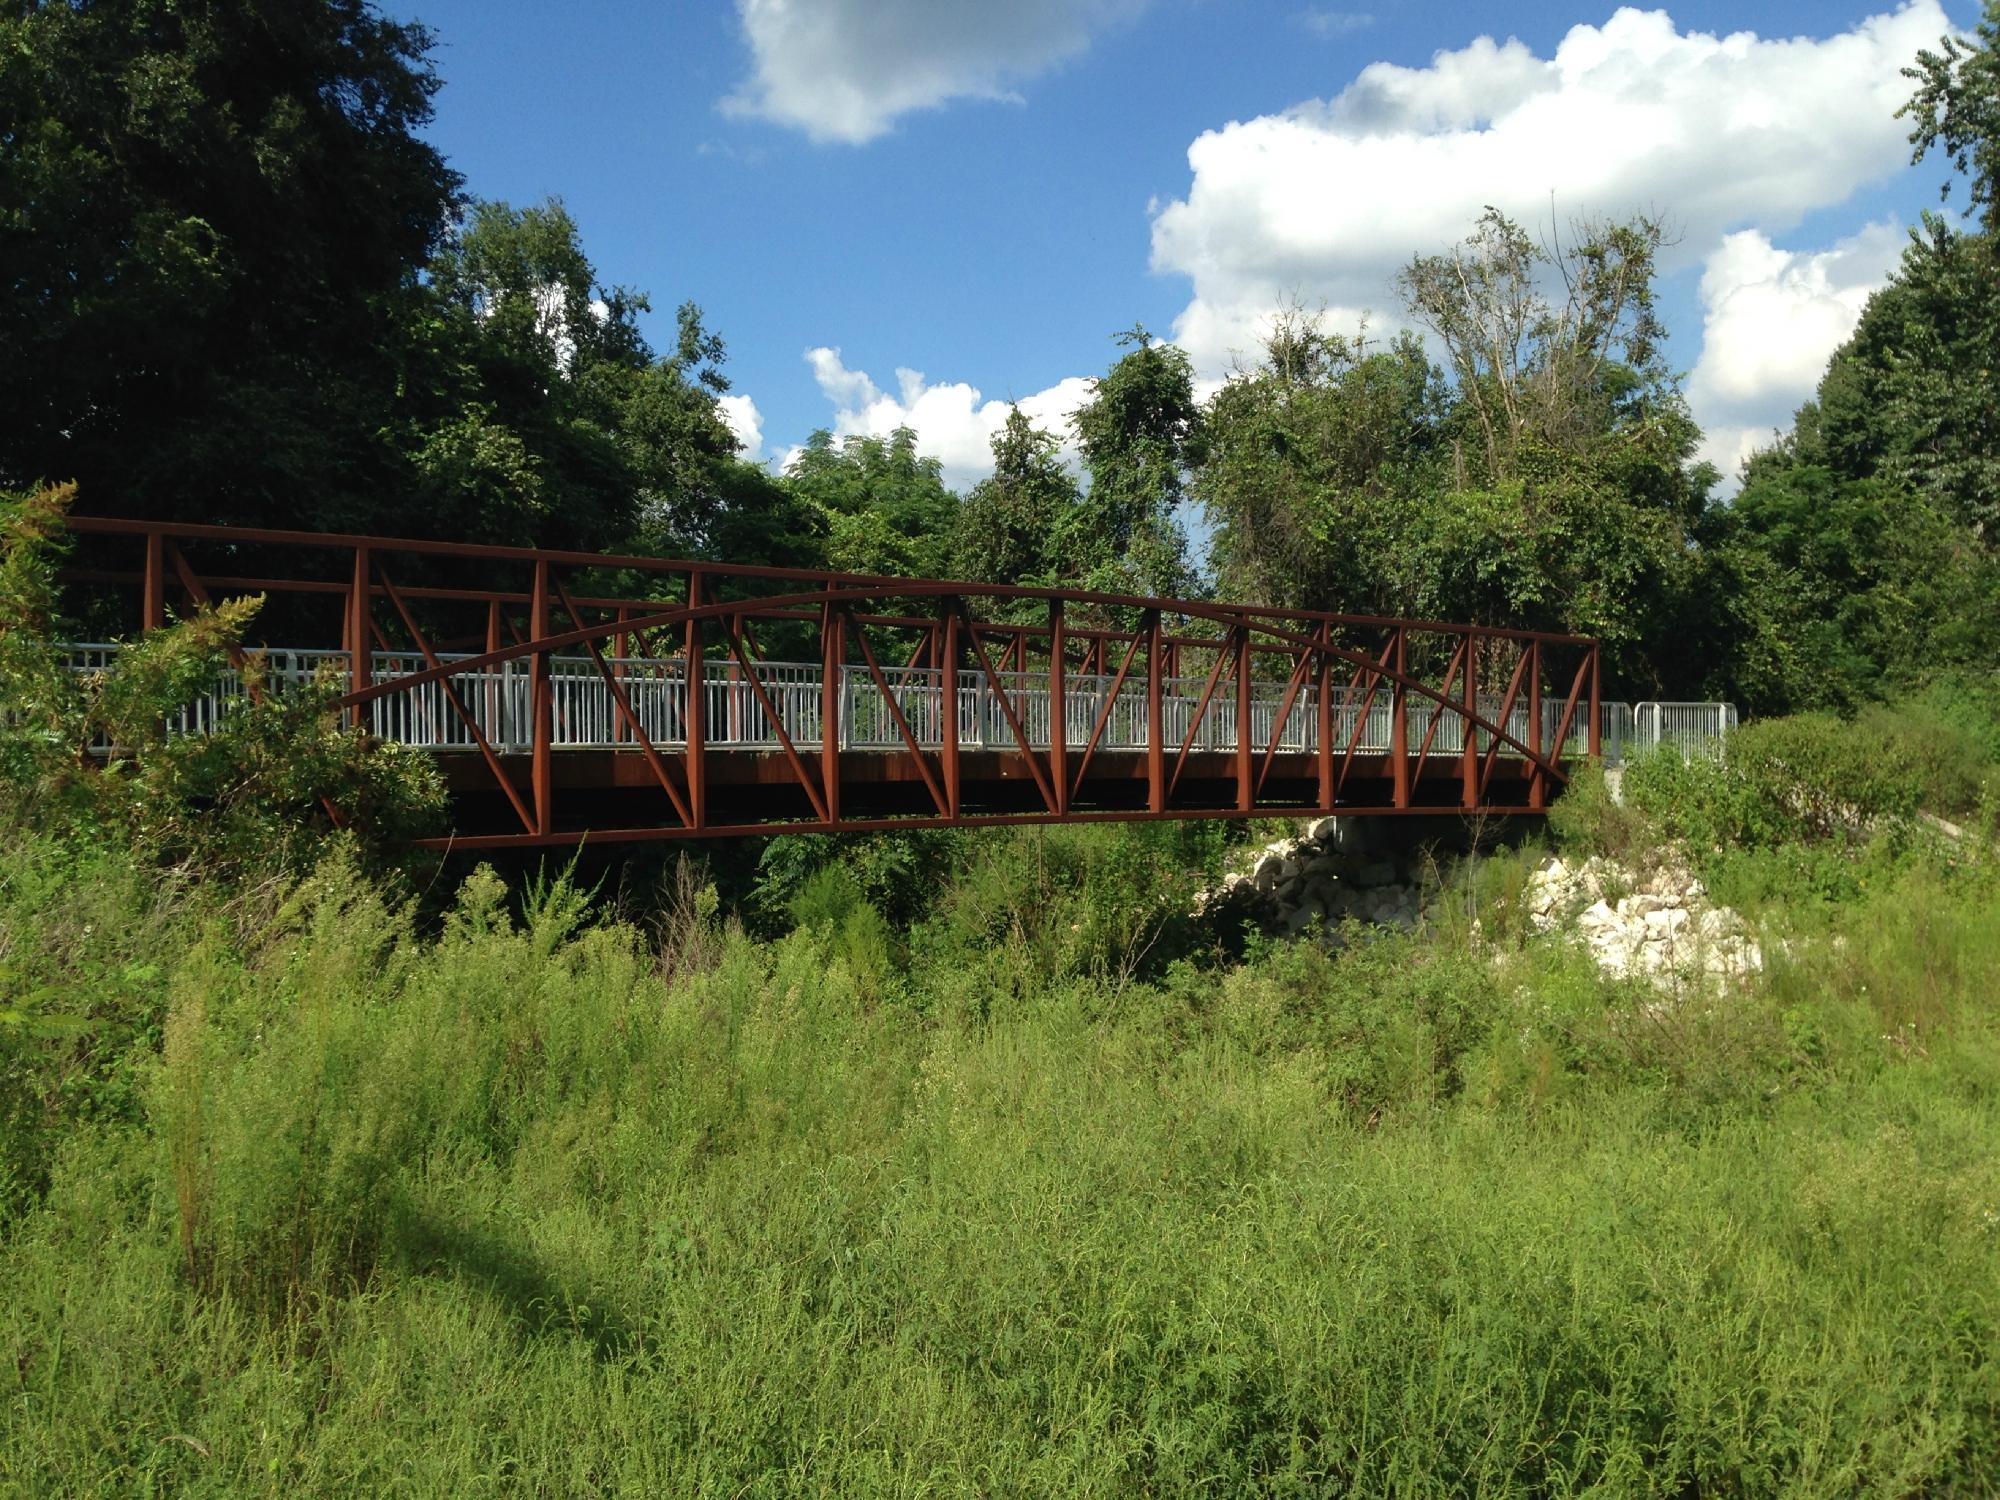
[{"left": 60, "top": 516, "right": 1609, "bottom": 848}]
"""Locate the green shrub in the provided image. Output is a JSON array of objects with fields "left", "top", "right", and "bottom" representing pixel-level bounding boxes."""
[
  {"left": 910, "top": 820, "right": 1227, "bottom": 1004},
  {"left": 752, "top": 827, "right": 966, "bottom": 930},
  {"left": 787, "top": 863, "right": 897, "bottom": 1005},
  {"left": 1628, "top": 714, "right": 1934, "bottom": 854},
  {"left": 1547, "top": 757, "right": 1647, "bottom": 861},
  {"left": 1853, "top": 688, "right": 1997, "bottom": 817},
  {"left": 2, "top": 485, "right": 446, "bottom": 880},
  {"left": 0, "top": 831, "right": 185, "bottom": 1223}
]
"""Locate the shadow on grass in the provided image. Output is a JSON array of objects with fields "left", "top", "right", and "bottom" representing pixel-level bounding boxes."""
[{"left": 391, "top": 1206, "right": 642, "bottom": 1363}]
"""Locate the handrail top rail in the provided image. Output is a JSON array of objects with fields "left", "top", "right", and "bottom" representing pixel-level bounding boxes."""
[{"left": 60, "top": 514, "right": 1600, "bottom": 647}]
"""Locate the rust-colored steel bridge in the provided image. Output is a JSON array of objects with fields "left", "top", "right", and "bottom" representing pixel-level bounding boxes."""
[{"left": 59, "top": 516, "right": 1635, "bottom": 850}]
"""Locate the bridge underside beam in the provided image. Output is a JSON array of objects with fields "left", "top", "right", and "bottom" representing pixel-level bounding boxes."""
[{"left": 421, "top": 747, "right": 1557, "bottom": 848}]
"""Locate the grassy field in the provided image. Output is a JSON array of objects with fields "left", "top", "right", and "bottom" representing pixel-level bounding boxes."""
[{"left": 2, "top": 810, "right": 1997, "bottom": 1495}]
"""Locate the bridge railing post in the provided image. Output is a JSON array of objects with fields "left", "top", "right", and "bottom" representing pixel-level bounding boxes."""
[
  {"left": 1316, "top": 623, "right": 1334, "bottom": 812},
  {"left": 822, "top": 594, "right": 842, "bottom": 826},
  {"left": 1529, "top": 638, "right": 1544, "bottom": 811},
  {"left": 348, "top": 545, "right": 371, "bottom": 732},
  {"left": 1390, "top": 626, "right": 1408, "bottom": 809},
  {"left": 942, "top": 602, "right": 960, "bottom": 820},
  {"left": 1461, "top": 630, "right": 1478, "bottom": 809},
  {"left": 531, "top": 558, "right": 552, "bottom": 836},
  {"left": 1234, "top": 623, "right": 1252, "bottom": 813},
  {"left": 142, "top": 530, "right": 165, "bottom": 633},
  {"left": 612, "top": 607, "right": 631, "bottom": 745},
  {"left": 1587, "top": 642, "right": 1601, "bottom": 761},
  {"left": 1049, "top": 600, "right": 1067, "bottom": 814},
  {"left": 686, "top": 570, "right": 704, "bottom": 829},
  {"left": 1146, "top": 610, "right": 1164, "bottom": 815}
]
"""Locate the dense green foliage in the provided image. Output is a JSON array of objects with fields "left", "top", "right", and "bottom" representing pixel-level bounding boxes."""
[
  {"left": 0, "top": 0, "right": 458, "bottom": 532},
  {"left": 6, "top": 0, "right": 1997, "bottom": 714},
  {"left": 5, "top": 6, "right": 2000, "bottom": 1488},
  {"left": 3, "top": 749, "right": 1999, "bottom": 1490},
  {"left": 1, "top": 483, "right": 443, "bottom": 878}
]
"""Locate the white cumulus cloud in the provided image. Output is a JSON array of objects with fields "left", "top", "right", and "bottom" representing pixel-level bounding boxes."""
[
  {"left": 716, "top": 393, "right": 765, "bottom": 463},
  {"left": 1150, "top": 2, "right": 1950, "bottom": 375},
  {"left": 799, "top": 347, "right": 1094, "bottom": 489},
  {"left": 1687, "top": 221, "right": 1907, "bottom": 478},
  {"left": 723, "top": 0, "right": 1147, "bottom": 145}
]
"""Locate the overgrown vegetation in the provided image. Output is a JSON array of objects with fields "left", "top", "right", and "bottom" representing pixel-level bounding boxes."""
[
  {"left": 3, "top": 747, "right": 1998, "bottom": 1491},
  {"left": 1, "top": 484, "right": 444, "bottom": 880},
  {"left": 6, "top": 1, "right": 2000, "bottom": 1491},
  {"left": 4, "top": 486, "right": 1998, "bottom": 1486}
]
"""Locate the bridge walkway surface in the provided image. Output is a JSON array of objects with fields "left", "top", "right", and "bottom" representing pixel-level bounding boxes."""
[{"left": 55, "top": 517, "right": 1735, "bottom": 848}]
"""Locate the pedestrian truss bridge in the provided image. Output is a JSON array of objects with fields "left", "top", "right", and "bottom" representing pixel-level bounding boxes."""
[{"left": 55, "top": 516, "right": 1735, "bottom": 848}]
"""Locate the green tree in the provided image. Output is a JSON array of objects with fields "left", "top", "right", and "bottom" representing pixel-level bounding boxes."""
[
  {"left": 1398, "top": 209, "right": 1685, "bottom": 490},
  {"left": 410, "top": 199, "right": 745, "bottom": 551},
  {"left": 1781, "top": 1, "right": 2000, "bottom": 544},
  {"left": 1708, "top": 464, "right": 1995, "bottom": 713},
  {"left": 1901, "top": 0, "right": 2000, "bottom": 234},
  {"left": 1195, "top": 221, "right": 1716, "bottom": 692},
  {"left": 1069, "top": 328, "right": 1202, "bottom": 598},
  {"left": 0, "top": 0, "right": 460, "bottom": 530},
  {"left": 952, "top": 407, "right": 1081, "bottom": 590},
  {"left": 1197, "top": 310, "right": 1446, "bottom": 613},
  {"left": 783, "top": 428, "right": 957, "bottom": 578},
  {"left": 1706, "top": 5, "right": 2000, "bottom": 711}
]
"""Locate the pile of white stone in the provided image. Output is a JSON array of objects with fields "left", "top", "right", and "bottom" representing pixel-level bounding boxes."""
[
  {"left": 1207, "top": 817, "right": 1427, "bottom": 940},
  {"left": 1523, "top": 855, "right": 1762, "bottom": 985}
]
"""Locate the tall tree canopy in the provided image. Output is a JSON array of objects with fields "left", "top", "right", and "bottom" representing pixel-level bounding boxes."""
[
  {"left": 783, "top": 428, "right": 955, "bottom": 579},
  {"left": 1709, "top": 1, "right": 2000, "bottom": 712},
  {"left": 952, "top": 407, "right": 1082, "bottom": 593},
  {"left": 1198, "top": 313, "right": 1444, "bottom": 616},
  {"left": 0, "top": 1, "right": 769, "bottom": 556},
  {"left": 1200, "top": 214, "right": 1715, "bottom": 693},
  {"left": 409, "top": 199, "right": 746, "bottom": 550},
  {"left": 1069, "top": 328, "right": 1202, "bottom": 598},
  {"left": 0, "top": 0, "right": 459, "bottom": 529}
]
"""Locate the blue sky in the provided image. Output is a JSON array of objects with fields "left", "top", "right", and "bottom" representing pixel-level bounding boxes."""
[{"left": 392, "top": 0, "right": 1975, "bottom": 488}]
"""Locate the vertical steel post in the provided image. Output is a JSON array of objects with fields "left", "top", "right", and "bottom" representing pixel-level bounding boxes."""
[
  {"left": 1234, "top": 625, "right": 1253, "bottom": 813},
  {"left": 941, "top": 603, "right": 960, "bottom": 819},
  {"left": 821, "top": 597, "right": 842, "bottom": 826},
  {"left": 348, "top": 546, "right": 371, "bottom": 730},
  {"left": 1316, "top": 624, "right": 1334, "bottom": 811},
  {"left": 1146, "top": 610, "right": 1165, "bottom": 815},
  {"left": 1528, "top": 638, "right": 1544, "bottom": 811},
  {"left": 484, "top": 598, "right": 502, "bottom": 753},
  {"left": 1391, "top": 627, "right": 1409, "bottom": 809},
  {"left": 1461, "top": 631, "right": 1479, "bottom": 809},
  {"left": 1048, "top": 600, "right": 1067, "bottom": 815},
  {"left": 142, "top": 531, "right": 165, "bottom": 632},
  {"left": 531, "top": 558, "right": 552, "bottom": 836},
  {"left": 1587, "top": 643, "right": 1602, "bottom": 761},
  {"left": 685, "top": 570, "right": 705, "bottom": 829},
  {"left": 612, "top": 607, "right": 631, "bottom": 744}
]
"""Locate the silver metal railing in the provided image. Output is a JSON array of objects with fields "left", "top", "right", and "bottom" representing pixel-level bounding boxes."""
[{"left": 56, "top": 644, "right": 1728, "bottom": 764}]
